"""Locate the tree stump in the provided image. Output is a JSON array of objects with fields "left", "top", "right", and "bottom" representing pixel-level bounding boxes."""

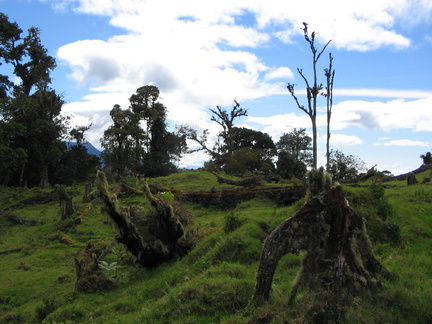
[
  {"left": 252, "top": 185, "right": 390, "bottom": 304},
  {"left": 407, "top": 172, "right": 418, "bottom": 186},
  {"left": 82, "top": 182, "right": 93, "bottom": 202},
  {"left": 57, "top": 185, "right": 74, "bottom": 219},
  {"left": 96, "top": 171, "right": 187, "bottom": 268}
]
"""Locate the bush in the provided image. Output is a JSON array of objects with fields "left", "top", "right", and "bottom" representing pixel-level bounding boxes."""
[{"left": 223, "top": 213, "right": 243, "bottom": 233}]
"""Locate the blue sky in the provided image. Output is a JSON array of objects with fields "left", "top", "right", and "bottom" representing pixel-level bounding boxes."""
[{"left": 2, "top": 0, "right": 432, "bottom": 174}]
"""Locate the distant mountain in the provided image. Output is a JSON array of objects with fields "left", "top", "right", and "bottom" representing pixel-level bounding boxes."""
[{"left": 66, "top": 142, "right": 102, "bottom": 157}]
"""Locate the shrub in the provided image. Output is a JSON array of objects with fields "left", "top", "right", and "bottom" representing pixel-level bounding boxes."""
[{"left": 223, "top": 213, "right": 243, "bottom": 233}]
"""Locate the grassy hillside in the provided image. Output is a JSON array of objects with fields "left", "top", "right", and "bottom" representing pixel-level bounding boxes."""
[{"left": 0, "top": 171, "right": 431, "bottom": 323}]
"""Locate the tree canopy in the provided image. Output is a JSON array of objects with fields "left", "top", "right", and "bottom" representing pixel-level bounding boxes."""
[
  {"left": 0, "top": 13, "right": 99, "bottom": 187},
  {"left": 101, "top": 86, "right": 187, "bottom": 178}
]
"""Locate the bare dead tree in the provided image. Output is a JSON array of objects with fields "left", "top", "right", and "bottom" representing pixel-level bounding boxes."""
[
  {"left": 209, "top": 100, "right": 247, "bottom": 156},
  {"left": 324, "top": 53, "right": 335, "bottom": 171},
  {"left": 287, "top": 22, "right": 332, "bottom": 169}
]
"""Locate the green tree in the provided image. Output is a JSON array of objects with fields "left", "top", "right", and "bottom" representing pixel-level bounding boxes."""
[
  {"left": 225, "top": 127, "right": 276, "bottom": 175},
  {"left": 277, "top": 128, "right": 312, "bottom": 165},
  {"left": 53, "top": 125, "right": 100, "bottom": 185},
  {"left": 101, "top": 86, "right": 187, "bottom": 178},
  {"left": 276, "top": 128, "right": 312, "bottom": 179},
  {"left": 276, "top": 151, "right": 307, "bottom": 179},
  {"left": 328, "top": 149, "right": 366, "bottom": 182},
  {"left": 181, "top": 101, "right": 252, "bottom": 173},
  {"left": 101, "top": 105, "right": 143, "bottom": 178},
  {"left": 420, "top": 151, "right": 432, "bottom": 165},
  {"left": 0, "top": 14, "right": 68, "bottom": 187},
  {"left": 287, "top": 22, "right": 332, "bottom": 169}
]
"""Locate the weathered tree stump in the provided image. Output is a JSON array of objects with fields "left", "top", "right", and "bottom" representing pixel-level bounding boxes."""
[
  {"left": 252, "top": 185, "right": 390, "bottom": 304},
  {"left": 406, "top": 172, "right": 418, "bottom": 186},
  {"left": 74, "top": 244, "right": 116, "bottom": 293},
  {"left": 82, "top": 182, "right": 93, "bottom": 202},
  {"left": 96, "top": 171, "right": 187, "bottom": 268},
  {"left": 57, "top": 185, "right": 74, "bottom": 219}
]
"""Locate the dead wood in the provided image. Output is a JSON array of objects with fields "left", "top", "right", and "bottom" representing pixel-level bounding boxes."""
[
  {"left": 4, "top": 212, "right": 46, "bottom": 225},
  {"left": 213, "top": 173, "right": 263, "bottom": 187},
  {"left": 252, "top": 185, "right": 390, "bottom": 305},
  {"left": 96, "top": 171, "right": 187, "bottom": 268}
]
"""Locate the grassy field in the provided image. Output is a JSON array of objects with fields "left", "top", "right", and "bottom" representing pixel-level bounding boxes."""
[{"left": 0, "top": 171, "right": 431, "bottom": 323}]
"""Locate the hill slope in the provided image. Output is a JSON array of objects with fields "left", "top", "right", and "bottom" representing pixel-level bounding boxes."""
[{"left": 0, "top": 171, "right": 431, "bottom": 323}]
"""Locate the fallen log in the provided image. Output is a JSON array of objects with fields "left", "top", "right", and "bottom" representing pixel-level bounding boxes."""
[
  {"left": 4, "top": 212, "right": 46, "bottom": 225},
  {"left": 213, "top": 173, "right": 263, "bottom": 187}
]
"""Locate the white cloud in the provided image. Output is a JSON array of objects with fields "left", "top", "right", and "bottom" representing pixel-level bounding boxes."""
[
  {"left": 335, "top": 88, "right": 432, "bottom": 99},
  {"left": 264, "top": 67, "right": 294, "bottom": 81},
  {"left": 330, "top": 134, "right": 363, "bottom": 146},
  {"left": 331, "top": 97, "right": 432, "bottom": 132},
  {"left": 374, "top": 139, "right": 431, "bottom": 147},
  {"left": 246, "top": 113, "right": 312, "bottom": 140},
  {"left": 46, "top": 0, "right": 432, "bottom": 170}
]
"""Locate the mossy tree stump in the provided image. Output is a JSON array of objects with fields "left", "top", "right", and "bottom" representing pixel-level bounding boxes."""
[
  {"left": 252, "top": 185, "right": 390, "bottom": 304},
  {"left": 57, "top": 185, "right": 74, "bottom": 219},
  {"left": 96, "top": 171, "right": 187, "bottom": 268}
]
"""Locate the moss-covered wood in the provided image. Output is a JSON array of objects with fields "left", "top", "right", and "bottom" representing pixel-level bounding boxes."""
[
  {"left": 4, "top": 211, "right": 46, "bottom": 225},
  {"left": 57, "top": 185, "right": 74, "bottom": 219},
  {"left": 213, "top": 173, "right": 263, "bottom": 187},
  {"left": 96, "top": 171, "right": 188, "bottom": 268},
  {"left": 252, "top": 185, "right": 390, "bottom": 304}
]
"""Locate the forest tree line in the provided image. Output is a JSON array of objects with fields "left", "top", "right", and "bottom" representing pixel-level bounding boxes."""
[{"left": 0, "top": 14, "right": 365, "bottom": 188}]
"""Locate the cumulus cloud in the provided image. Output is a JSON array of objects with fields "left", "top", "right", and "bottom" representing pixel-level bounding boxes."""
[
  {"left": 331, "top": 98, "right": 432, "bottom": 132},
  {"left": 374, "top": 139, "right": 431, "bottom": 147},
  {"left": 45, "top": 0, "right": 432, "bottom": 170},
  {"left": 330, "top": 134, "right": 363, "bottom": 146},
  {"left": 264, "top": 67, "right": 294, "bottom": 81}
]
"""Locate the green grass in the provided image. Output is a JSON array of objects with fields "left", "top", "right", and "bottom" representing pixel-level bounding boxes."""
[{"left": 1, "top": 170, "right": 432, "bottom": 323}]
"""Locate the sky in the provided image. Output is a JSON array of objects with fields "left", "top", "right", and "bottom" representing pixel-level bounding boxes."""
[{"left": 2, "top": 0, "right": 432, "bottom": 175}]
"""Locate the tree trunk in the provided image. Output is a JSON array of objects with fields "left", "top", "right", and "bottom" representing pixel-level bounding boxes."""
[
  {"left": 39, "top": 165, "right": 50, "bottom": 188},
  {"left": 311, "top": 117, "right": 318, "bottom": 169},
  {"left": 252, "top": 185, "right": 390, "bottom": 304},
  {"left": 82, "top": 182, "right": 93, "bottom": 202},
  {"left": 57, "top": 185, "right": 74, "bottom": 219}
]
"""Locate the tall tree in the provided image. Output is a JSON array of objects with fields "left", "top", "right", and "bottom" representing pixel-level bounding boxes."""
[
  {"left": 101, "top": 105, "right": 143, "bottom": 178},
  {"left": 277, "top": 128, "right": 312, "bottom": 164},
  {"left": 225, "top": 127, "right": 276, "bottom": 175},
  {"left": 287, "top": 22, "right": 332, "bottom": 169},
  {"left": 0, "top": 14, "right": 67, "bottom": 187},
  {"left": 101, "top": 86, "right": 187, "bottom": 178}
]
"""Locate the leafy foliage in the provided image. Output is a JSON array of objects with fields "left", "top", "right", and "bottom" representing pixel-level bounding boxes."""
[
  {"left": 328, "top": 149, "right": 366, "bottom": 182},
  {"left": 101, "top": 86, "right": 187, "bottom": 178}
]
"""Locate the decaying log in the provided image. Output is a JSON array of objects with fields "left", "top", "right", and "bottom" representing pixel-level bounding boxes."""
[
  {"left": 96, "top": 171, "right": 186, "bottom": 268},
  {"left": 213, "top": 173, "right": 262, "bottom": 187},
  {"left": 252, "top": 185, "right": 390, "bottom": 304},
  {"left": 4, "top": 212, "right": 46, "bottom": 225}
]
